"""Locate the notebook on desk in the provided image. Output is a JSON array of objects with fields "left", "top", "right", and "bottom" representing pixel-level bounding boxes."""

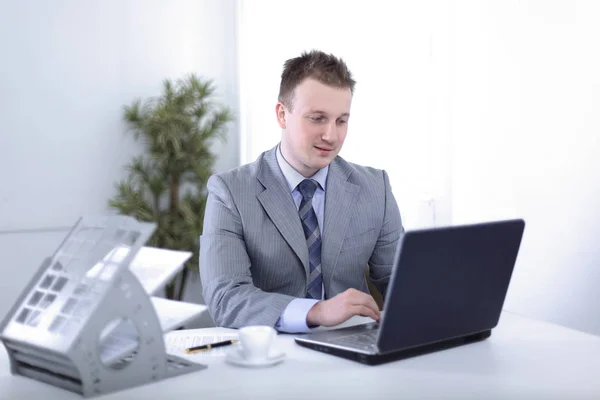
[{"left": 294, "top": 219, "right": 526, "bottom": 365}]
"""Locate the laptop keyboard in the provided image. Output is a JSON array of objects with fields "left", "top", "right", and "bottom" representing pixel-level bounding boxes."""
[{"left": 330, "top": 330, "right": 379, "bottom": 353}]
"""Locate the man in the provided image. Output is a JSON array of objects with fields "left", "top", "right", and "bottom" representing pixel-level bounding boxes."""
[{"left": 200, "top": 50, "right": 403, "bottom": 333}]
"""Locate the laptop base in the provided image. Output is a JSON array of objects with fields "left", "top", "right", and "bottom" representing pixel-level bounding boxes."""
[{"left": 295, "top": 330, "right": 492, "bottom": 365}]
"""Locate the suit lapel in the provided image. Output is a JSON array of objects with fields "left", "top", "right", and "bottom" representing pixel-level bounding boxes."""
[
  {"left": 256, "top": 148, "right": 309, "bottom": 275},
  {"left": 321, "top": 159, "right": 359, "bottom": 298}
]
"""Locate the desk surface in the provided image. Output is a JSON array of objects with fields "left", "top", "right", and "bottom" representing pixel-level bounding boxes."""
[{"left": 2, "top": 312, "right": 600, "bottom": 399}]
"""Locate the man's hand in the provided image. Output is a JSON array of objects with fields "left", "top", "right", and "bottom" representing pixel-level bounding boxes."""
[{"left": 306, "top": 288, "right": 381, "bottom": 327}]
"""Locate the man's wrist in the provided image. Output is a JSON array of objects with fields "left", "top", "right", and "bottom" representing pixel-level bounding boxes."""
[{"left": 306, "top": 301, "right": 322, "bottom": 327}]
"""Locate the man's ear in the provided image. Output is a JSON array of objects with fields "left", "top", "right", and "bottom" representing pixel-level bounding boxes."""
[{"left": 275, "top": 102, "right": 287, "bottom": 129}]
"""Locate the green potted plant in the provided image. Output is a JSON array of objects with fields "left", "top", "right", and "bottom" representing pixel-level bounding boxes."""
[{"left": 109, "top": 74, "right": 232, "bottom": 300}]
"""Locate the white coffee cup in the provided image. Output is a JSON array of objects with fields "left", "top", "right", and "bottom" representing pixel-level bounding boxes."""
[{"left": 238, "top": 325, "right": 276, "bottom": 361}]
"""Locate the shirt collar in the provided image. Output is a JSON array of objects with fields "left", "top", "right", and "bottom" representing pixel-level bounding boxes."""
[{"left": 276, "top": 144, "right": 328, "bottom": 193}]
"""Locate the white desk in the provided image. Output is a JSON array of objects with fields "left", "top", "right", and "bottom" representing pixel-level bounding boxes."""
[{"left": 2, "top": 312, "right": 600, "bottom": 399}]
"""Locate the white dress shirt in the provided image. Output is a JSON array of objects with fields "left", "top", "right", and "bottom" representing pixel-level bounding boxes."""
[{"left": 274, "top": 145, "right": 328, "bottom": 333}]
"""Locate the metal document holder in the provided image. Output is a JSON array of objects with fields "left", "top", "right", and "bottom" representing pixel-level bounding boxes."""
[{"left": 0, "top": 216, "right": 206, "bottom": 397}]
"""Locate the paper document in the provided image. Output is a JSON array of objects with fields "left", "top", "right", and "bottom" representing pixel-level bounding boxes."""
[
  {"left": 88, "top": 245, "right": 191, "bottom": 294},
  {"left": 165, "top": 333, "right": 239, "bottom": 357},
  {"left": 129, "top": 247, "right": 192, "bottom": 294},
  {"left": 151, "top": 297, "right": 207, "bottom": 331}
]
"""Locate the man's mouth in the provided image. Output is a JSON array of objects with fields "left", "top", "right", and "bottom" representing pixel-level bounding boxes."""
[{"left": 315, "top": 146, "right": 334, "bottom": 152}]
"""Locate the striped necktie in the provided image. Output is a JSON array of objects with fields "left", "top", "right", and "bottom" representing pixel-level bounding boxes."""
[{"left": 297, "top": 179, "right": 323, "bottom": 299}]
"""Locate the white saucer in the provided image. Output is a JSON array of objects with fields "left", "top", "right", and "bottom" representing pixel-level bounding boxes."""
[{"left": 225, "top": 348, "right": 286, "bottom": 368}]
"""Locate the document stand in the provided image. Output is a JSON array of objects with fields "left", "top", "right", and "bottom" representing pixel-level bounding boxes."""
[{"left": 0, "top": 216, "right": 206, "bottom": 397}]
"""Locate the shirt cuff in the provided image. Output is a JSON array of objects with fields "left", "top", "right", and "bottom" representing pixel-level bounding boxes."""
[{"left": 275, "top": 298, "right": 320, "bottom": 333}]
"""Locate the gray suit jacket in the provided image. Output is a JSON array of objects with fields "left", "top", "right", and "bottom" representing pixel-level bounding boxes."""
[{"left": 199, "top": 146, "right": 404, "bottom": 328}]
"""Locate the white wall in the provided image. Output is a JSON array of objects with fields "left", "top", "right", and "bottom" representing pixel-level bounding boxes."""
[
  {"left": 450, "top": 0, "right": 600, "bottom": 336},
  {"left": 0, "top": 0, "right": 239, "bottom": 323}
]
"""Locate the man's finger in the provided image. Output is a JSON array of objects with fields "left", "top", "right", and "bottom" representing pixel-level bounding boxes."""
[
  {"left": 351, "top": 305, "right": 379, "bottom": 321},
  {"left": 350, "top": 291, "right": 380, "bottom": 316},
  {"left": 366, "top": 297, "right": 381, "bottom": 317}
]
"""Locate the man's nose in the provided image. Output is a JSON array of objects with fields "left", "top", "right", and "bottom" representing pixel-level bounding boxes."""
[{"left": 321, "top": 122, "right": 337, "bottom": 142}]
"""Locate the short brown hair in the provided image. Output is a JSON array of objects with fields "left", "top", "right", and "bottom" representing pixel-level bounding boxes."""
[{"left": 278, "top": 50, "right": 356, "bottom": 110}]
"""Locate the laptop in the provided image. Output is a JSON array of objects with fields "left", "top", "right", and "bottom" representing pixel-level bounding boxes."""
[{"left": 294, "top": 219, "right": 525, "bottom": 365}]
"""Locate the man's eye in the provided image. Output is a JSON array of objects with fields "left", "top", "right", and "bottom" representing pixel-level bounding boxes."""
[
  {"left": 310, "top": 116, "right": 325, "bottom": 123},
  {"left": 337, "top": 120, "right": 347, "bottom": 125}
]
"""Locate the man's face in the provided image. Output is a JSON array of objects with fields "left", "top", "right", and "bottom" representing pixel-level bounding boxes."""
[{"left": 277, "top": 78, "right": 352, "bottom": 177}]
